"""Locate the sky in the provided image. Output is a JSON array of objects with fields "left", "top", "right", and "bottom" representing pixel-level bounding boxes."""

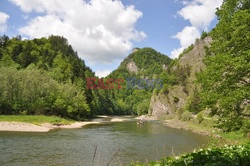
[{"left": 0, "top": 0, "right": 223, "bottom": 77}]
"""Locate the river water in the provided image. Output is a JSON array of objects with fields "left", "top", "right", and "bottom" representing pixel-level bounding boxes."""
[{"left": 0, "top": 121, "right": 209, "bottom": 166}]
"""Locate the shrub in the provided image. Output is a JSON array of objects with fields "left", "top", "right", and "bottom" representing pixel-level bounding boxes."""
[
  {"left": 154, "top": 89, "right": 160, "bottom": 95},
  {"left": 178, "top": 44, "right": 194, "bottom": 58},
  {"left": 134, "top": 143, "right": 250, "bottom": 166},
  {"left": 162, "top": 84, "right": 169, "bottom": 95},
  {"left": 136, "top": 100, "right": 150, "bottom": 115},
  {"left": 177, "top": 108, "right": 184, "bottom": 120},
  {"left": 204, "top": 45, "right": 211, "bottom": 56},
  {"left": 201, "top": 31, "right": 208, "bottom": 39},
  {"left": 173, "top": 96, "right": 179, "bottom": 103},
  {"left": 181, "top": 111, "right": 192, "bottom": 121},
  {"left": 183, "top": 86, "right": 189, "bottom": 94},
  {"left": 172, "top": 65, "right": 191, "bottom": 85},
  {"left": 186, "top": 89, "right": 202, "bottom": 114},
  {"left": 197, "top": 111, "right": 204, "bottom": 124}
]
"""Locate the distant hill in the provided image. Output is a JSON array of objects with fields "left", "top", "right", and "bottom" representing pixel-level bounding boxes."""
[
  {"left": 0, "top": 35, "right": 95, "bottom": 120},
  {"left": 103, "top": 47, "right": 172, "bottom": 115},
  {"left": 109, "top": 47, "right": 171, "bottom": 78}
]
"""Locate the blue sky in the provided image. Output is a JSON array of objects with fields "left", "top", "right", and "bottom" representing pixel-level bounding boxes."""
[{"left": 0, "top": 0, "right": 222, "bottom": 77}]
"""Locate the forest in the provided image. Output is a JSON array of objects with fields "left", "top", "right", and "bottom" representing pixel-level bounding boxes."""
[
  {"left": 0, "top": 35, "right": 169, "bottom": 118},
  {"left": 0, "top": 35, "right": 94, "bottom": 120},
  {"left": 197, "top": 0, "right": 250, "bottom": 132}
]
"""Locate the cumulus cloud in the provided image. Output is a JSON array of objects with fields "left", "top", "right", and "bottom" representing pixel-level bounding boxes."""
[
  {"left": 171, "top": 26, "right": 200, "bottom": 58},
  {"left": 9, "top": 0, "right": 146, "bottom": 63},
  {"left": 0, "top": 12, "right": 9, "bottom": 33},
  {"left": 174, "top": 26, "right": 200, "bottom": 50},
  {"left": 178, "top": 0, "right": 223, "bottom": 30},
  {"left": 95, "top": 69, "right": 111, "bottom": 78},
  {"left": 171, "top": 0, "right": 223, "bottom": 58}
]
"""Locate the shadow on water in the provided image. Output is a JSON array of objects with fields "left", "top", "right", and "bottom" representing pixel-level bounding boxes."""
[{"left": 0, "top": 121, "right": 209, "bottom": 166}]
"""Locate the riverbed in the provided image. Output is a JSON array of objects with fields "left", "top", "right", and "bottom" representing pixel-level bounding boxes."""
[{"left": 0, "top": 120, "right": 209, "bottom": 166}]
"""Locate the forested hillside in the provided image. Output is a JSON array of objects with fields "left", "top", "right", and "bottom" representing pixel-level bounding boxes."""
[
  {"left": 149, "top": 0, "right": 250, "bottom": 134},
  {"left": 198, "top": 0, "right": 250, "bottom": 132},
  {"left": 0, "top": 36, "right": 172, "bottom": 118},
  {"left": 149, "top": 36, "right": 212, "bottom": 117},
  {"left": 104, "top": 47, "right": 171, "bottom": 115},
  {"left": 0, "top": 35, "right": 100, "bottom": 120}
]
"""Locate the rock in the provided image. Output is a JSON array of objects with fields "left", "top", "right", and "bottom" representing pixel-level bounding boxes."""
[
  {"left": 149, "top": 37, "right": 212, "bottom": 117},
  {"left": 126, "top": 60, "right": 139, "bottom": 74}
]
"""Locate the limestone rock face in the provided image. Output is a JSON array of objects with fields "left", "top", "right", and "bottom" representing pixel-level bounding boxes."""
[
  {"left": 150, "top": 93, "right": 174, "bottom": 117},
  {"left": 149, "top": 85, "right": 188, "bottom": 117},
  {"left": 149, "top": 37, "right": 212, "bottom": 117},
  {"left": 126, "top": 60, "right": 139, "bottom": 74}
]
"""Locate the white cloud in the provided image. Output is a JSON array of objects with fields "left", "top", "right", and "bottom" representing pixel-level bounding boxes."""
[
  {"left": 170, "top": 0, "right": 223, "bottom": 58},
  {"left": 171, "top": 26, "right": 200, "bottom": 58},
  {"left": 9, "top": 0, "right": 146, "bottom": 64},
  {"left": 173, "top": 26, "right": 200, "bottom": 49},
  {"left": 0, "top": 12, "right": 9, "bottom": 33},
  {"left": 178, "top": 0, "right": 223, "bottom": 30},
  {"left": 95, "top": 69, "right": 111, "bottom": 78}
]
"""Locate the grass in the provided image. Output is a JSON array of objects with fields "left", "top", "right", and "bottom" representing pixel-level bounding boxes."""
[
  {"left": 161, "top": 114, "right": 249, "bottom": 145},
  {"left": 219, "top": 131, "right": 249, "bottom": 143},
  {"left": 132, "top": 143, "right": 250, "bottom": 166},
  {"left": 140, "top": 115, "right": 250, "bottom": 166},
  {"left": 0, "top": 115, "right": 74, "bottom": 125}
]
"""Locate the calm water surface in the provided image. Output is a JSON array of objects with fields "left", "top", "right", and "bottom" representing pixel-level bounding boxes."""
[{"left": 0, "top": 121, "right": 209, "bottom": 166}]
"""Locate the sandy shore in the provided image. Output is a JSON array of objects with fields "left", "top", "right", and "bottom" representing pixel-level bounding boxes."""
[
  {"left": 0, "top": 115, "right": 216, "bottom": 136},
  {"left": 135, "top": 115, "right": 157, "bottom": 121},
  {"left": 0, "top": 116, "right": 135, "bottom": 133},
  {"left": 0, "top": 122, "right": 51, "bottom": 132},
  {"left": 0, "top": 121, "right": 102, "bottom": 132}
]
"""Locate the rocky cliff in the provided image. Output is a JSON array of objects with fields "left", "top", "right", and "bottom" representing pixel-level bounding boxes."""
[{"left": 149, "top": 37, "right": 212, "bottom": 117}]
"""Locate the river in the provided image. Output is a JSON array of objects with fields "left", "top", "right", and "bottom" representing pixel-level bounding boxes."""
[{"left": 0, "top": 120, "right": 209, "bottom": 166}]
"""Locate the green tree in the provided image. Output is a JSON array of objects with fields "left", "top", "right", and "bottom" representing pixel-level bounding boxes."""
[{"left": 198, "top": 1, "right": 250, "bottom": 132}]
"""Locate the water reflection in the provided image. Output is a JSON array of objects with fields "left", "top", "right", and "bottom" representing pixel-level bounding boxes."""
[{"left": 0, "top": 121, "right": 209, "bottom": 166}]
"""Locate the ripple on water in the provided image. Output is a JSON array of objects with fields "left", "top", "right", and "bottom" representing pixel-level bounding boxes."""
[{"left": 0, "top": 121, "right": 209, "bottom": 166}]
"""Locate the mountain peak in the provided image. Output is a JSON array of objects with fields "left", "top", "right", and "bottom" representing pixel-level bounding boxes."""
[{"left": 109, "top": 47, "right": 171, "bottom": 78}]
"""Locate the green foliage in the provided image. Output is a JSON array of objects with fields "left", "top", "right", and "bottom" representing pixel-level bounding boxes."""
[
  {"left": 162, "top": 84, "right": 169, "bottom": 95},
  {"left": 136, "top": 99, "right": 150, "bottom": 115},
  {"left": 197, "top": 112, "right": 204, "bottom": 124},
  {"left": 0, "top": 54, "right": 20, "bottom": 68},
  {"left": 51, "top": 53, "right": 73, "bottom": 82},
  {"left": 160, "top": 71, "right": 177, "bottom": 86},
  {"left": 179, "top": 44, "right": 194, "bottom": 58},
  {"left": 133, "top": 143, "right": 250, "bottom": 166},
  {"left": 201, "top": 31, "right": 208, "bottom": 39},
  {"left": 122, "top": 47, "right": 171, "bottom": 77},
  {"left": 0, "top": 35, "right": 96, "bottom": 120},
  {"left": 186, "top": 89, "right": 203, "bottom": 114},
  {"left": 181, "top": 111, "right": 192, "bottom": 121},
  {"left": 0, "top": 67, "right": 90, "bottom": 120},
  {"left": 177, "top": 108, "right": 184, "bottom": 120},
  {"left": 0, "top": 35, "right": 91, "bottom": 84},
  {"left": 154, "top": 89, "right": 160, "bottom": 95},
  {"left": 203, "top": 45, "right": 211, "bottom": 56},
  {"left": 172, "top": 65, "right": 191, "bottom": 86},
  {"left": 198, "top": 2, "right": 250, "bottom": 132},
  {"left": 173, "top": 96, "right": 179, "bottom": 103},
  {"left": 106, "top": 47, "right": 172, "bottom": 115}
]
